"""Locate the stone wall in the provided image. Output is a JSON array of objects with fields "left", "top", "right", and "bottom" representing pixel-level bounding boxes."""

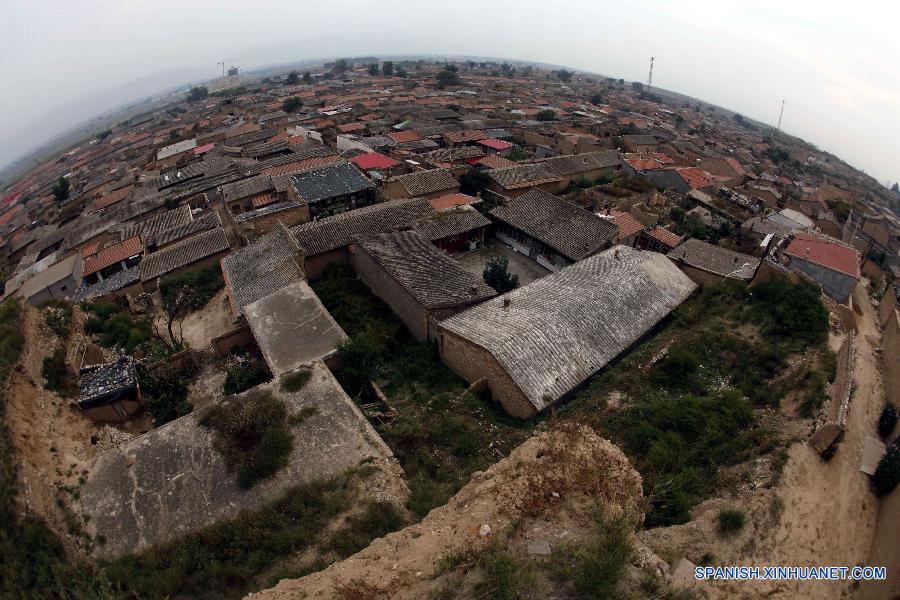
[
  {"left": 437, "top": 327, "right": 535, "bottom": 418},
  {"left": 211, "top": 324, "right": 254, "bottom": 357},
  {"left": 882, "top": 308, "right": 900, "bottom": 407},
  {"left": 878, "top": 287, "right": 897, "bottom": 329},
  {"left": 809, "top": 335, "right": 855, "bottom": 454}
]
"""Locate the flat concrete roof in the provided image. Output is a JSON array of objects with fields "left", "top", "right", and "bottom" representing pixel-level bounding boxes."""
[
  {"left": 80, "top": 362, "right": 393, "bottom": 559},
  {"left": 244, "top": 281, "right": 348, "bottom": 376}
]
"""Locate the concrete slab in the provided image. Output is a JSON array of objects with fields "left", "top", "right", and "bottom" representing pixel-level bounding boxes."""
[
  {"left": 244, "top": 281, "right": 348, "bottom": 377},
  {"left": 80, "top": 362, "right": 395, "bottom": 559},
  {"left": 860, "top": 436, "right": 886, "bottom": 475}
]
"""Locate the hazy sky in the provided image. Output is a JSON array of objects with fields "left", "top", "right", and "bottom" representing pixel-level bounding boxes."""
[{"left": 2, "top": 0, "right": 899, "bottom": 183}]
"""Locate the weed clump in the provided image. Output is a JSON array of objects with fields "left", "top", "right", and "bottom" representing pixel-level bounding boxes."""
[{"left": 717, "top": 508, "right": 747, "bottom": 535}]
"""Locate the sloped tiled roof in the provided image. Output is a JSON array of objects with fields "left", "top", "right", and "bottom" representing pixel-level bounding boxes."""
[
  {"left": 539, "top": 151, "right": 621, "bottom": 176},
  {"left": 354, "top": 230, "right": 496, "bottom": 309},
  {"left": 221, "top": 223, "right": 304, "bottom": 317},
  {"left": 389, "top": 169, "right": 458, "bottom": 197},
  {"left": 609, "top": 211, "right": 644, "bottom": 241},
  {"left": 785, "top": 233, "right": 860, "bottom": 279},
  {"left": 413, "top": 205, "right": 491, "bottom": 241},
  {"left": 475, "top": 155, "right": 518, "bottom": 169},
  {"left": 292, "top": 197, "right": 433, "bottom": 256},
  {"left": 290, "top": 162, "right": 374, "bottom": 203},
  {"left": 139, "top": 227, "right": 230, "bottom": 282},
  {"left": 439, "top": 246, "right": 697, "bottom": 412},
  {"left": 153, "top": 210, "right": 222, "bottom": 247},
  {"left": 487, "top": 164, "right": 563, "bottom": 190},
  {"left": 220, "top": 175, "right": 274, "bottom": 203},
  {"left": 667, "top": 238, "right": 760, "bottom": 280},
  {"left": 118, "top": 205, "right": 193, "bottom": 241},
  {"left": 645, "top": 226, "right": 684, "bottom": 249},
  {"left": 83, "top": 236, "right": 143, "bottom": 277},
  {"left": 490, "top": 189, "right": 617, "bottom": 261}
]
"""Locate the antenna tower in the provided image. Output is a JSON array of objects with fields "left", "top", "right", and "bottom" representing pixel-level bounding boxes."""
[
  {"left": 776, "top": 99, "right": 785, "bottom": 130},
  {"left": 647, "top": 57, "right": 655, "bottom": 88}
]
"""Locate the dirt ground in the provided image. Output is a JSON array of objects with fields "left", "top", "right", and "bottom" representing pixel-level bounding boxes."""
[
  {"left": 640, "top": 281, "right": 887, "bottom": 599},
  {"left": 152, "top": 287, "right": 236, "bottom": 350}
]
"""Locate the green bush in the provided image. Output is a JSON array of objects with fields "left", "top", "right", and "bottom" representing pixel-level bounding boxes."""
[
  {"left": 873, "top": 441, "right": 900, "bottom": 497},
  {"left": 223, "top": 363, "right": 271, "bottom": 395},
  {"left": 325, "top": 501, "right": 406, "bottom": 558},
  {"left": 798, "top": 369, "right": 827, "bottom": 417},
  {"left": 41, "top": 348, "right": 75, "bottom": 397},
  {"left": 562, "top": 510, "right": 633, "bottom": 599},
  {"left": 748, "top": 279, "right": 828, "bottom": 347},
  {"left": 717, "top": 508, "right": 747, "bottom": 535},
  {"left": 200, "top": 391, "right": 293, "bottom": 489},
  {"left": 139, "top": 366, "right": 191, "bottom": 426},
  {"left": 879, "top": 404, "right": 898, "bottom": 439},
  {"left": 83, "top": 302, "right": 159, "bottom": 354},
  {"left": 474, "top": 545, "right": 534, "bottom": 600}
]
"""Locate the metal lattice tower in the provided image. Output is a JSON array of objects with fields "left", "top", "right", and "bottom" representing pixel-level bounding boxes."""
[
  {"left": 776, "top": 99, "right": 785, "bottom": 130},
  {"left": 647, "top": 57, "right": 655, "bottom": 88}
]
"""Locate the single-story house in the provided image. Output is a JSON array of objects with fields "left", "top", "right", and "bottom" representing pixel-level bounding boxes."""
[
  {"left": 77, "top": 356, "right": 143, "bottom": 422},
  {"left": 537, "top": 151, "right": 622, "bottom": 187},
  {"left": 383, "top": 168, "right": 460, "bottom": 200},
  {"left": 490, "top": 188, "right": 617, "bottom": 271},
  {"left": 437, "top": 246, "right": 698, "bottom": 417},
  {"left": 82, "top": 236, "right": 144, "bottom": 285},
  {"left": 412, "top": 205, "right": 492, "bottom": 254},
  {"left": 17, "top": 253, "right": 83, "bottom": 306},
  {"left": 350, "top": 230, "right": 497, "bottom": 341},
  {"left": 139, "top": 227, "right": 231, "bottom": 290},
  {"left": 486, "top": 164, "right": 565, "bottom": 198},
  {"left": 783, "top": 233, "right": 860, "bottom": 304},
  {"left": 288, "top": 161, "right": 376, "bottom": 220},
  {"left": 667, "top": 238, "right": 761, "bottom": 285}
]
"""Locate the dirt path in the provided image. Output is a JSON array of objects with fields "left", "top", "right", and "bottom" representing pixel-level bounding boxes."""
[{"left": 641, "top": 283, "right": 885, "bottom": 599}]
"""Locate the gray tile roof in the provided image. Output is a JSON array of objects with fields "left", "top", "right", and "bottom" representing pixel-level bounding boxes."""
[
  {"left": 220, "top": 175, "right": 274, "bottom": 203},
  {"left": 490, "top": 189, "right": 617, "bottom": 261},
  {"left": 78, "top": 356, "right": 138, "bottom": 409},
  {"left": 413, "top": 205, "right": 491, "bottom": 242},
  {"left": 223, "top": 128, "right": 275, "bottom": 147},
  {"left": 439, "top": 246, "right": 698, "bottom": 412},
  {"left": 221, "top": 223, "right": 304, "bottom": 317},
  {"left": 487, "top": 163, "right": 563, "bottom": 190},
  {"left": 139, "top": 227, "right": 230, "bottom": 282},
  {"left": 538, "top": 151, "right": 621, "bottom": 176},
  {"left": 667, "top": 238, "right": 760, "bottom": 280},
  {"left": 417, "top": 146, "right": 485, "bottom": 164},
  {"left": 70, "top": 266, "right": 140, "bottom": 302},
  {"left": 290, "top": 161, "right": 374, "bottom": 204},
  {"left": 389, "top": 169, "right": 458, "bottom": 197},
  {"left": 292, "top": 198, "right": 433, "bottom": 256},
  {"left": 354, "top": 231, "right": 496, "bottom": 309},
  {"left": 234, "top": 201, "right": 302, "bottom": 223},
  {"left": 119, "top": 205, "right": 193, "bottom": 241},
  {"left": 153, "top": 210, "right": 222, "bottom": 247}
]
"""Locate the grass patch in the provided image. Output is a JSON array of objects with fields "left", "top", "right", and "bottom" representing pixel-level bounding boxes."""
[
  {"left": 313, "top": 265, "right": 531, "bottom": 520},
  {"left": 223, "top": 362, "right": 271, "bottom": 395},
  {"left": 553, "top": 509, "right": 634, "bottom": 599},
  {"left": 41, "top": 347, "right": 77, "bottom": 397},
  {"left": 473, "top": 545, "right": 535, "bottom": 600},
  {"left": 200, "top": 391, "right": 293, "bottom": 489},
  {"left": 325, "top": 501, "right": 406, "bottom": 558},
  {"left": 281, "top": 369, "right": 312, "bottom": 393},
  {"left": 717, "top": 508, "right": 747, "bottom": 536}
]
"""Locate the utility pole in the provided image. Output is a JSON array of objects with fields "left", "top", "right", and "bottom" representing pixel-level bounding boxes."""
[
  {"left": 647, "top": 56, "right": 655, "bottom": 89},
  {"left": 218, "top": 61, "right": 225, "bottom": 77},
  {"left": 776, "top": 99, "right": 785, "bottom": 131}
]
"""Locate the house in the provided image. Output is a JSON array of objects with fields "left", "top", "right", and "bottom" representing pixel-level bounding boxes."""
[
  {"left": 77, "top": 356, "right": 143, "bottom": 422},
  {"left": 640, "top": 227, "right": 684, "bottom": 253},
  {"left": 413, "top": 205, "right": 491, "bottom": 254},
  {"left": 745, "top": 184, "right": 783, "bottom": 209},
  {"left": 622, "top": 134, "right": 660, "bottom": 153},
  {"left": 383, "top": 168, "right": 459, "bottom": 200},
  {"left": 220, "top": 175, "right": 279, "bottom": 215},
  {"left": 17, "top": 253, "right": 83, "bottom": 305},
  {"left": 150, "top": 210, "right": 223, "bottom": 251},
  {"left": 473, "top": 155, "right": 518, "bottom": 170},
  {"left": 288, "top": 161, "right": 376, "bottom": 220},
  {"left": 418, "top": 146, "right": 486, "bottom": 169},
  {"left": 490, "top": 189, "right": 617, "bottom": 271},
  {"left": 537, "top": 151, "right": 622, "bottom": 188},
  {"left": 475, "top": 138, "right": 514, "bottom": 155},
  {"left": 138, "top": 227, "right": 231, "bottom": 290},
  {"left": 643, "top": 167, "right": 715, "bottom": 193},
  {"left": 486, "top": 164, "right": 564, "bottom": 198},
  {"left": 667, "top": 238, "right": 761, "bottom": 285},
  {"left": 155, "top": 138, "right": 198, "bottom": 168},
  {"left": 782, "top": 233, "right": 860, "bottom": 304},
  {"left": 118, "top": 205, "right": 194, "bottom": 242},
  {"left": 350, "top": 231, "right": 497, "bottom": 341},
  {"left": 221, "top": 223, "right": 305, "bottom": 318},
  {"left": 70, "top": 266, "right": 142, "bottom": 304},
  {"left": 82, "top": 236, "right": 144, "bottom": 285},
  {"left": 292, "top": 197, "right": 434, "bottom": 279},
  {"left": 607, "top": 211, "right": 644, "bottom": 246},
  {"left": 348, "top": 152, "right": 401, "bottom": 175},
  {"left": 437, "top": 246, "right": 697, "bottom": 417},
  {"left": 243, "top": 281, "right": 347, "bottom": 374}
]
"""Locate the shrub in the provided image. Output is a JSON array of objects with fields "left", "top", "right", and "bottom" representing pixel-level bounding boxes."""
[
  {"left": 200, "top": 391, "right": 293, "bottom": 489},
  {"left": 563, "top": 510, "right": 633, "bottom": 599},
  {"left": 41, "top": 301, "right": 72, "bottom": 339},
  {"left": 337, "top": 335, "right": 383, "bottom": 398},
  {"left": 41, "top": 349, "right": 75, "bottom": 397},
  {"left": 325, "top": 501, "right": 406, "bottom": 558},
  {"left": 748, "top": 279, "right": 828, "bottom": 347},
  {"left": 223, "top": 363, "right": 271, "bottom": 395},
  {"left": 873, "top": 441, "right": 900, "bottom": 496},
  {"left": 653, "top": 346, "right": 699, "bottom": 390},
  {"left": 280, "top": 369, "right": 312, "bottom": 393},
  {"left": 798, "top": 369, "right": 827, "bottom": 417},
  {"left": 139, "top": 366, "right": 191, "bottom": 426},
  {"left": 717, "top": 508, "right": 747, "bottom": 535},
  {"left": 474, "top": 545, "right": 534, "bottom": 600},
  {"left": 878, "top": 404, "right": 898, "bottom": 439}
]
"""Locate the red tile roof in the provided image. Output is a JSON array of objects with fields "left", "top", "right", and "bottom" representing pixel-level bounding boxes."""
[
  {"left": 250, "top": 192, "right": 278, "bottom": 209},
  {"left": 83, "top": 236, "right": 143, "bottom": 277},
  {"left": 193, "top": 142, "right": 215, "bottom": 155},
  {"left": 476, "top": 138, "right": 514, "bottom": 151},
  {"left": 338, "top": 122, "right": 366, "bottom": 133},
  {"left": 610, "top": 211, "right": 644, "bottom": 241},
  {"left": 473, "top": 155, "right": 518, "bottom": 169},
  {"left": 349, "top": 152, "right": 399, "bottom": 171},
  {"left": 646, "top": 227, "right": 683, "bottom": 249},
  {"left": 445, "top": 130, "right": 487, "bottom": 144},
  {"left": 676, "top": 167, "right": 714, "bottom": 190},
  {"left": 625, "top": 158, "right": 663, "bottom": 171},
  {"left": 784, "top": 233, "right": 860, "bottom": 279},
  {"left": 91, "top": 185, "right": 133, "bottom": 212},
  {"left": 388, "top": 130, "right": 422, "bottom": 143},
  {"left": 428, "top": 193, "right": 479, "bottom": 211}
]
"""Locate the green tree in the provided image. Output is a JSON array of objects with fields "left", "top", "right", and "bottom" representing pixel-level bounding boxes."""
[
  {"left": 52, "top": 176, "right": 69, "bottom": 202},
  {"left": 395, "top": 67, "right": 407, "bottom": 78},
  {"left": 459, "top": 169, "right": 490, "bottom": 196},
  {"left": 436, "top": 68, "right": 460, "bottom": 89},
  {"left": 281, "top": 96, "right": 303, "bottom": 113},
  {"left": 631, "top": 81, "right": 644, "bottom": 93},
  {"left": 367, "top": 63, "right": 379, "bottom": 76},
  {"left": 382, "top": 61, "right": 394, "bottom": 77},
  {"left": 139, "top": 365, "right": 191, "bottom": 426},
  {"left": 187, "top": 86, "right": 208, "bottom": 102},
  {"left": 557, "top": 69, "right": 573, "bottom": 82},
  {"left": 536, "top": 109, "right": 557, "bottom": 121},
  {"left": 873, "top": 440, "right": 900, "bottom": 496},
  {"left": 159, "top": 266, "right": 224, "bottom": 347},
  {"left": 285, "top": 70, "right": 299, "bottom": 85},
  {"left": 483, "top": 256, "right": 519, "bottom": 294},
  {"left": 590, "top": 93, "right": 603, "bottom": 105},
  {"left": 302, "top": 71, "right": 312, "bottom": 83},
  {"left": 331, "top": 58, "right": 350, "bottom": 76}
]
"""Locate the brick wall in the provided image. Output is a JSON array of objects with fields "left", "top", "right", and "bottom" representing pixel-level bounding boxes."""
[
  {"left": 305, "top": 248, "right": 349, "bottom": 280},
  {"left": 212, "top": 324, "right": 254, "bottom": 357},
  {"left": 350, "top": 243, "right": 429, "bottom": 341},
  {"left": 236, "top": 205, "right": 310, "bottom": 238},
  {"left": 437, "top": 327, "right": 535, "bottom": 418}
]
